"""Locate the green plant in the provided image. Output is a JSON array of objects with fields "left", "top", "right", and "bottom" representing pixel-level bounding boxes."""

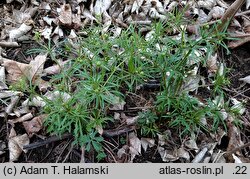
[
  {"left": 212, "top": 64, "right": 230, "bottom": 95},
  {"left": 9, "top": 77, "right": 38, "bottom": 100},
  {"left": 43, "top": 93, "right": 107, "bottom": 161},
  {"left": 36, "top": 8, "right": 237, "bottom": 161},
  {"left": 80, "top": 130, "right": 106, "bottom": 161},
  {"left": 137, "top": 110, "right": 159, "bottom": 137}
]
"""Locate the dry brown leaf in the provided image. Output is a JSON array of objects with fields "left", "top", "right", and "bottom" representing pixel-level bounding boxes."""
[
  {"left": 102, "top": 11, "right": 112, "bottom": 33},
  {"left": 227, "top": 123, "right": 243, "bottom": 156},
  {"left": 5, "top": 95, "right": 21, "bottom": 115},
  {"left": 8, "top": 133, "right": 29, "bottom": 162},
  {"left": 12, "top": 7, "right": 38, "bottom": 24},
  {"left": 217, "top": 0, "right": 229, "bottom": 8},
  {"left": 185, "top": 139, "right": 199, "bottom": 150},
  {"left": 52, "top": 26, "right": 64, "bottom": 37},
  {"left": 0, "top": 140, "right": 6, "bottom": 156},
  {"left": 212, "top": 152, "right": 226, "bottom": 163},
  {"left": 228, "top": 36, "right": 250, "bottom": 48},
  {"left": 45, "top": 90, "right": 71, "bottom": 102},
  {"left": 129, "top": 132, "right": 141, "bottom": 161},
  {"left": 126, "top": 116, "right": 139, "bottom": 125},
  {"left": 207, "top": 53, "right": 218, "bottom": 73},
  {"left": 157, "top": 133, "right": 169, "bottom": 146},
  {"left": 72, "top": 8, "right": 81, "bottom": 30},
  {"left": 35, "top": 78, "right": 51, "bottom": 93},
  {"left": 158, "top": 147, "right": 179, "bottom": 162},
  {"left": 197, "top": 0, "right": 217, "bottom": 10},
  {"left": 7, "top": 0, "right": 24, "bottom": 3},
  {"left": 69, "top": 29, "right": 77, "bottom": 39},
  {"left": 167, "top": 1, "right": 178, "bottom": 12},
  {"left": 40, "top": 2, "right": 51, "bottom": 11},
  {"left": 114, "top": 112, "right": 120, "bottom": 120},
  {"left": 23, "top": 114, "right": 46, "bottom": 137},
  {"left": 243, "top": 16, "right": 250, "bottom": 33},
  {"left": 9, "top": 128, "right": 17, "bottom": 138},
  {"left": 24, "top": 96, "right": 46, "bottom": 107},
  {"left": 9, "top": 23, "right": 32, "bottom": 41},
  {"left": 117, "top": 145, "right": 129, "bottom": 159},
  {"left": 177, "top": 147, "right": 190, "bottom": 161},
  {"left": 0, "top": 90, "right": 19, "bottom": 99},
  {"left": 131, "top": 0, "right": 144, "bottom": 14},
  {"left": 41, "top": 26, "right": 52, "bottom": 39},
  {"left": 230, "top": 98, "right": 245, "bottom": 115},
  {"left": 108, "top": 95, "right": 126, "bottom": 111},
  {"left": 209, "top": 6, "right": 225, "bottom": 19},
  {"left": 13, "top": 106, "right": 30, "bottom": 117},
  {"left": 3, "top": 54, "right": 47, "bottom": 85},
  {"left": 182, "top": 76, "right": 200, "bottom": 92},
  {"left": 28, "top": 54, "right": 47, "bottom": 83},
  {"left": 83, "top": 9, "right": 97, "bottom": 21},
  {"left": 94, "top": 0, "right": 112, "bottom": 16},
  {"left": 2, "top": 59, "right": 29, "bottom": 83},
  {"left": 10, "top": 113, "right": 33, "bottom": 124},
  {"left": 163, "top": 0, "right": 170, "bottom": 9},
  {"left": 43, "top": 16, "right": 56, "bottom": 26},
  {"left": 43, "top": 60, "right": 69, "bottom": 75},
  {"left": 58, "top": 4, "right": 72, "bottom": 26},
  {"left": 141, "top": 138, "right": 155, "bottom": 152}
]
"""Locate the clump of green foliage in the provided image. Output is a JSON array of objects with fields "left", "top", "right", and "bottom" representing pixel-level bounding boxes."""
[{"left": 28, "top": 9, "right": 237, "bottom": 161}]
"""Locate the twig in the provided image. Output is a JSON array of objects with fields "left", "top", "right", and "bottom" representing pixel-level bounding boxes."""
[
  {"left": 224, "top": 142, "right": 250, "bottom": 155},
  {"left": 191, "top": 147, "right": 208, "bottom": 163},
  {"left": 62, "top": 144, "right": 74, "bottom": 163},
  {"left": 212, "top": 150, "right": 223, "bottom": 163},
  {"left": 23, "top": 133, "right": 73, "bottom": 150},
  {"left": 102, "top": 125, "right": 135, "bottom": 137},
  {"left": 80, "top": 146, "right": 85, "bottom": 163},
  {"left": 232, "top": 87, "right": 250, "bottom": 98},
  {"left": 10, "top": 112, "right": 33, "bottom": 124},
  {"left": 223, "top": 87, "right": 250, "bottom": 100},
  {"left": 228, "top": 36, "right": 250, "bottom": 48},
  {"left": 103, "top": 145, "right": 118, "bottom": 163},
  {"left": 56, "top": 139, "right": 72, "bottom": 163},
  {"left": 235, "top": 9, "right": 250, "bottom": 16},
  {"left": 0, "top": 41, "right": 20, "bottom": 48},
  {"left": 229, "top": 33, "right": 250, "bottom": 38},
  {"left": 5, "top": 95, "right": 20, "bottom": 114}
]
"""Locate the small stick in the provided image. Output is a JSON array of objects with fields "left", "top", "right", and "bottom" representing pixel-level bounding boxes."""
[
  {"left": 62, "top": 143, "right": 74, "bottom": 163},
  {"left": 229, "top": 33, "right": 250, "bottom": 38},
  {"left": 102, "top": 125, "right": 135, "bottom": 137},
  {"left": 56, "top": 139, "right": 72, "bottom": 163},
  {"left": 23, "top": 133, "right": 73, "bottom": 150},
  {"left": 224, "top": 142, "right": 250, "bottom": 155},
  {"left": 191, "top": 147, "right": 208, "bottom": 163},
  {"left": 10, "top": 112, "right": 33, "bottom": 124},
  {"left": 228, "top": 36, "right": 250, "bottom": 48},
  {"left": 5, "top": 95, "right": 20, "bottom": 114},
  {"left": 235, "top": 9, "right": 250, "bottom": 16},
  {"left": 80, "top": 146, "right": 86, "bottom": 163},
  {"left": 0, "top": 41, "right": 20, "bottom": 48}
]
